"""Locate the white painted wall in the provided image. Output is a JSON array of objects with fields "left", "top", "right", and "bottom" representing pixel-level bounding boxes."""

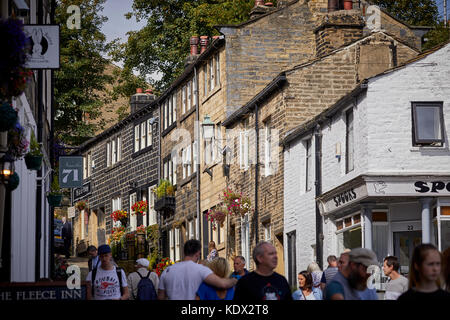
[{"left": 284, "top": 43, "right": 450, "bottom": 271}]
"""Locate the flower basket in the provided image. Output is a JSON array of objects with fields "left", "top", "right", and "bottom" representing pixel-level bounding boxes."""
[
  {"left": 7, "top": 172, "right": 20, "bottom": 191},
  {"left": 154, "top": 257, "right": 174, "bottom": 277},
  {"left": 47, "top": 194, "right": 62, "bottom": 207},
  {"left": 0, "top": 102, "right": 18, "bottom": 132},
  {"left": 219, "top": 188, "right": 253, "bottom": 218},
  {"left": 131, "top": 200, "right": 148, "bottom": 216},
  {"left": 111, "top": 210, "right": 129, "bottom": 227},
  {"left": 136, "top": 225, "right": 146, "bottom": 234},
  {"left": 24, "top": 154, "right": 43, "bottom": 170},
  {"left": 75, "top": 200, "right": 88, "bottom": 211},
  {"left": 206, "top": 205, "right": 228, "bottom": 230},
  {"left": 154, "top": 196, "right": 175, "bottom": 212}
]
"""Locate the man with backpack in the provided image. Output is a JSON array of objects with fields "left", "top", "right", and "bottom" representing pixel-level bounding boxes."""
[
  {"left": 127, "top": 258, "right": 159, "bottom": 300},
  {"left": 86, "top": 244, "right": 129, "bottom": 300}
]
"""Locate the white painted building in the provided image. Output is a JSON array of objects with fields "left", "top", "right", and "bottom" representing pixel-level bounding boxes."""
[{"left": 283, "top": 43, "right": 450, "bottom": 278}]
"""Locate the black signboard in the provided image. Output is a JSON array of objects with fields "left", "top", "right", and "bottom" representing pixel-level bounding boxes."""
[
  {"left": 0, "top": 281, "right": 87, "bottom": 301},
  {"left": 73, "top": 182, "right": 91, "bottom": 202}
]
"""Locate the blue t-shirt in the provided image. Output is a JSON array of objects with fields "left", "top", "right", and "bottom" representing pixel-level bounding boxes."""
[
  {"left": 196, "top": 282, "right": 235, "bottom": 300},
  {"left": 358, "top": 288, "right": 378, "bottom": 300},
  {"left": 230, "top": 269, "right": 249, "bottom": 281}
]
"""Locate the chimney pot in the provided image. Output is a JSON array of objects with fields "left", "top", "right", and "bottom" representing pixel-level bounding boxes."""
[
  {"left": 328, "top": 0, "right": 339, "bottom": 12},
  {"left": 264, "top": 2, "right": 273, "bottom": 7},
  {"left": 343, "top": 0, "right": 353, "bottom": 10},
  {"left": 145, "top": 89, "right": 153, "bottom": 95},
  {"left": 255, "top": 0, "right": 265, "bottom": 6},
  {"left": 136, "top": 88, "right": 143, "bottom": 93},
  {"left": 190, "top": 36, "right": 199, "bottom": 56},
  {"left": 200, "top": 36, "right": 209, "bottom": 54}
]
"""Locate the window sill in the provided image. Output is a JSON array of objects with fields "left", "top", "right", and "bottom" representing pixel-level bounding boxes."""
[
  {"left": 410, "top": 146, "right": 447, "bottom": 152},
  {"left": 180, "top": 107, "right": 196, "bottom": 124},
  {"left": 105, "top": 161, "right": 123, "bottom": 173},
  {"left": 178, "top": 172, "right": 197, "bottom": 188},
  {"left": 132, "top": 145, "right": 154, "bottom": 159},
  {"left": 202, "top": 86, "right": 221, "bottom": 105},
  {"left": 162, "top": 123, "right": 177, "bottom": 137}
]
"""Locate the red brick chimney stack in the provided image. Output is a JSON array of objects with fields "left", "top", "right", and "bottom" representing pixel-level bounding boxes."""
[
  {"left": 200, "top": 36, "right": 209, "bottom": 54},
  {"left": 190, "top": 36, "right": 199, "bottom": 56}
]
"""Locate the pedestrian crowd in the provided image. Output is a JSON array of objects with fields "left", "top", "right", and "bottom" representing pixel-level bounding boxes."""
[{"left": 84, "top": 240, "right": 450, "bottom": 301}]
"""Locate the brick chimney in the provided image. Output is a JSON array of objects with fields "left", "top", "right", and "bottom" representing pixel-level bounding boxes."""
[
  {"left": 200, "top": 36, "right": 209, "bottom": 54},
  {"left": 314, "top": 10, "right": 364, "bottom": 57},
  {"left": 130, "top": 88, "right": 155, "bottom": 113},
  {"left": 185, "top": 35, "right": 200, "bottom": 67},
  {"left": 250, "top": 0, "right": 276, "bottom": 19}
]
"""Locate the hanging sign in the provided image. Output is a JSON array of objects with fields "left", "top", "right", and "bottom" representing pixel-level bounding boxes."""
[{"left": 23, "top": 25, "right": 60, "bottom": 69}]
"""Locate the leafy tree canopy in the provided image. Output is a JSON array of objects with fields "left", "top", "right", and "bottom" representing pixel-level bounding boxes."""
[
  {"left": 370, "top": 0, "right": 439, "bottom": 26},
  {"left": 112, "top": 0, "right": 261, "bottom": 93}
]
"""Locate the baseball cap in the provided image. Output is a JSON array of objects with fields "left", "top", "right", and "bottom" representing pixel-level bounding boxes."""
[
  {"left": 349, "top": 248, "right": 378, "bottom": 267},
  {"left": 136, "top": 258, "right": 150, "bottom": 268},
  {"left": 98, "top": 244, "right": 111, "bottom": 255}
]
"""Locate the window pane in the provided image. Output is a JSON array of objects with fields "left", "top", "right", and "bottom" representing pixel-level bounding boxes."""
[
  {"left": 117, "top": 137, "right": 121, "bottom": 161},
  {"left": 346, "top": 109, "right": 354, "bottom": 173},
  {"left": 441, "top": 220, "right": 450, "bottom": 251},
  {"left": 182, "top": 85, "right": 186, "bottom": 114},
  {"left": 187, "top": 81, "right": 191, "bottom": 110},
  {"left": 135, "top": 126, "right": 140, "bottom": 152},
  {"left": 215, "top": 54, "right": 220, "bottom": 87},
  {"left": 416, "top": 106, "right": 442, "bottom": 140},
  {"left": 173, "top": 94, "right": 177, "bottom": 122},
  {"left": 141, "top": 122, "right": 146, "bottom": 150},
  {"left": 147, "top": 120, "right": 153, "bottom": 147}
]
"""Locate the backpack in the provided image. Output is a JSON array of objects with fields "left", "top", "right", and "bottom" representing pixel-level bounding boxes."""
[
  {"left": 136, "top": 270, "right": 157, "bottom": 300},
  {"left": 91, "top": 267, "right": 124, "bottom": 298}
]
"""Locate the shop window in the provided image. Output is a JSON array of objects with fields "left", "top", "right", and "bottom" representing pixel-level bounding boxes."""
[
  {"left": 412, "top": 102, "right": 444, "bottom": 146},
  {"left": 441, "top": 220, "right": 450, "bottom": 251},
  {"left": 441, "top": 207, "right": 450, "bottom": 216},
  {"left": 344, "top": 217, "right": 352, "bottom": 228},
  {"left": 337, "top": 227, "right": 362, "bottom": 254},
  {"left": 353, "top": 214, "right": 361, "bottom": 224}
]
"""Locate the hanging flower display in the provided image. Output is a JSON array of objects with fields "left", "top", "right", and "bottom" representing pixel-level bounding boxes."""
[
  {"left": 7, "top": 122, "right": 29, "bottom": 160},
  {"left": 110, "top": 210, "right": 128, "bottom": 227},
  {"left": 0, "top": 102, "right": 18, "bottom": 131},
  {"left": 154, "top": 257, "right": 174, "bottom": 277},
  {"left": 136, "top": 225, "right": 146, "bottom": 234},
  {"left": 75, "top": 200, "right": 87, "bottom": 211},
  {"left": 109, "top": 226, "right": 126, "bottom": 243},
  {"left": 131, "top": 200, "right": 147, "bottom": 216},
  {"left": 0, "top": 18, "right": 33, "bottom": 100},
  {"left": 206, "top": 205, "right": 228, "bottom": 230},
  {"left": 220, "top": 188, "right": 253, "bottom": 217}
]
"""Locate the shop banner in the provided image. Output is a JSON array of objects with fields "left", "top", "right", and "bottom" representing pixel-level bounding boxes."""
[
  {"left": 0, "top": 281, "right": 87, "bottom": 301},
  {"left": 366, "top": 178, "right": 450, "bottom": 197},
  {"left": 319, "top": 183, "right": 368, "bottom": 215}
]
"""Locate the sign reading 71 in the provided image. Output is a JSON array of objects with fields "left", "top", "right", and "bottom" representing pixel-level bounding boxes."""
[{"left": 59, "top": 156, "right": 83, "bottom": 188}]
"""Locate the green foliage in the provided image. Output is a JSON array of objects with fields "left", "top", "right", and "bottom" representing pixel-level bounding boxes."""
[
  {"left": 423, "top": 22, "right": 450, "bottom": 51},
  {"left": 54, "top": 0, "right": 113, "bottom": 146},
  {"left": 50, "top": 174, "right": 61, "bottom": 195},
  {"left": 114, "top": 0, "right": 260, "bottom": 92},
  {"left": 27, "top": 131, "right": 42, "bottom": 157},
  {"left": 370, "top": 0, "right": 439, "bottom": 26},
  {"left": 146, "top": 224, "right": 160, "bottom": 269},
  {"left": 156, "top": 179, "right": 175, "bottom": 198}
]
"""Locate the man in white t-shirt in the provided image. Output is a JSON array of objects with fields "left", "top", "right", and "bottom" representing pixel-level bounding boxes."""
[
  {"left": 86, "top": 244, "right": 129, "bottom": 300},
  {"left": 158, "top": 239, "right": 237, "bottom": 300}
]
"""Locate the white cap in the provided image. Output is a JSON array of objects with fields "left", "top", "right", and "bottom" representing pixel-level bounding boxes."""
[{"left": 136, "top": 258, "right": 150, "bottom": 268}]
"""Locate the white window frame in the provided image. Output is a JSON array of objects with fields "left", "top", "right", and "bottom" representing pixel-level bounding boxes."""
[
  {"left": 140, "top": 122, "right": 146, "bottom": 150},
  {"left": 239, "top": 130, "right": 249, "bottom": 170},
  {"left": 111, "top": 139, "right": 117, "bottom": 166},
  {"left": 215, "top": 54, "right": 220, "bottom": 87},
  {"left": 169, "top": 229, "right": 175, "bottom": 262},
  {"left": 175, "top": 227, "right": 181, "bottom": 262},
  {"left": 129, "top": 193, "right": 137, "bottom": 231},
  {"left": 182, "top": 85, "right": 186, "bottom": 114},
  {"left": 241, "top": 214, "right": 250, "bottom": 269},
  {"left": 106, "top": 142, "right": 111, "bottom": 167},
  {"left": 187, "top": 80, "right": 192, "bottom": 111},
  {"left": 134, "top": 125, "right": 140, "bottom": 153},
  {"left": 264, "top": 122, "right": 272, "bottom": 177},
  {"left": 264, "top": 222, "right": 272, "bottom": 242},
  {"left": 305, "top": 138, "right": 313, "bottom": 191},
  {"left": 193, "top": 141, "right": 198, "bottom": 173},
  {"left": 172, "top": 93, "right": 177, "bottom": 123},
  {"left": 209, "top": 58, "right": 215, "bottom": 91},
  {"left": 112, "top": 196, "right": 122, "bottom": 228},
  {"left": 345, "top": 108, "right": 354, "bottom": 174},
  {"left": 148, "top": 185, "right": 157, "bottom": 225}
]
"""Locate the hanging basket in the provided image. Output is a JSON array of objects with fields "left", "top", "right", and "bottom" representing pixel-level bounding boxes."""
[
  {"left": 24, "top": 154, "right": 43, "bottom": 171},
  {"left": 47, "top": 194, "right": 63, "bottom": 207}
]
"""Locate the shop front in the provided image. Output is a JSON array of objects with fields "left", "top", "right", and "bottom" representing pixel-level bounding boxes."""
[{"left": 318, "top": 175, "right": 450, "bottom": 276}]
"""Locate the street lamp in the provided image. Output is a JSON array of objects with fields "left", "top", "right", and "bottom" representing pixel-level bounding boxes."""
[
  {"left": 201, "top": 114, "right": 215, "bottom": 140},
  {"left": 0, "top": 154, "right": 15, "bottom": 185}
]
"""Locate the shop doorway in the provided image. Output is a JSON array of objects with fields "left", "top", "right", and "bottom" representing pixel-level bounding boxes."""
[{"left": 393, "top": 231, "right": 422, "bottom": 276}]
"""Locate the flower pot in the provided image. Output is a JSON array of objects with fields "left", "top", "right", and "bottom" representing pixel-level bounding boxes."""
[
  {"left": 154, "top": 196, "right": 176, "bottom": 213},
  {"left": 343, "top": 0, "right": 353, "bottom": 10},
  {"left": 24, "top": 154, "right": 43, "bottom": 171},
  {"left": 47, "top": 194, "right": 63, "bottom": 207}
]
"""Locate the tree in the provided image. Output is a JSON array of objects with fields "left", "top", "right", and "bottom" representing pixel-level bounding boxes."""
[
  {"left": 370, "top": 0, "right": 449, "bottom": 50},
  {"left": 54, "top": 0, "right": 113, "bottom": 146},
  {"left": 113, "top": 0, "right": 261, "bottom": 92}
]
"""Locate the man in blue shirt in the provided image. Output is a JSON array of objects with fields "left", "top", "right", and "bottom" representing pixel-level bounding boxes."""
[
  {"left": 325, "top": 248, "right": 379, "bottom": 300},
  {"left": 230, "top": 256, "right": 249, "bottom": 280}
]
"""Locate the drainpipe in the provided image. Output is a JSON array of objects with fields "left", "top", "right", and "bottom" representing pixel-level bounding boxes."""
[
  {"left": 314, "top": 124, "right": 324, "bottom": 269},
  {"left": 195, "top": 66, "right": 201, "bottom": 242},
  {"left": 254, "top": 104, "right": 259, "bottom": 244},
  {"left": 35, "top": 0, "right": 43, "bottom": 281}
]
